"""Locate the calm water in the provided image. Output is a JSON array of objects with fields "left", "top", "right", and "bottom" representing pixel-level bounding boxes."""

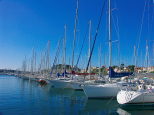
[{"left": 0, "top": 75, "right": 154, "bottom": 115}]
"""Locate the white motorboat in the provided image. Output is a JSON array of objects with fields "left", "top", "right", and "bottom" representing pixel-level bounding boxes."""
[{"left": 117, "top": 84, "right": 154, "bottom": 105}]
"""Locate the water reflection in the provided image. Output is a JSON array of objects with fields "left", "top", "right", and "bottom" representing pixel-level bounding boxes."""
[
  {"left": 1, "top": 75, "right": 154, "bottom": 115},
  {"left": 117, "top": 105, "right": 154, "bottom": 115},
  {"left": 82, "top": 99, "right": 118, "bottom": 114},
  {"left": 117, "top": 108, "right": 131, "bottom": 115}
]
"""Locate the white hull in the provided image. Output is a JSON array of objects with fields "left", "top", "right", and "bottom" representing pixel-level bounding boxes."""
[
  {"left": 117, "top": 90, "right": 154, "bottom": 105},
  {"left": 49, "top": 79, "right": 72, "bottom": 89},
  {"left": 83, "top": 83, "right": 121, "bottom": 98},
  {"left": 70, "top": 81, "right": 83, "bottom": 90}
]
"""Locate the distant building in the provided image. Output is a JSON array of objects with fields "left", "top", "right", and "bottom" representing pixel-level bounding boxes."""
[
  {"left": 135, "top": 67, "right": 143, "bottom": 73},
  {"left": 91, "top": 66, "right": 99, "bottom": 69},
  {"left": 143, "top": 66, "right": 154, "bottom": 72}
]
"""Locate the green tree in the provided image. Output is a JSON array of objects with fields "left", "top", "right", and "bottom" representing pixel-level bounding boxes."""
[
  {"left": 120, "top": 64, "right": 125, "bottom": 70},
  {"left": 128, "top": 65, "right": 135, "bottom": 72},
  {"left": 112, "top": 65, "right": 118, "bottom": 69}
]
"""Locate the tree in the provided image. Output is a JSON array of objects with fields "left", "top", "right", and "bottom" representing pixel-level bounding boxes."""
[
  {"left": 112, "top": 65, "right": 118, "bottom": 69},
  {"left": 120, "top": 64, "right": 125, "bottom": 70},
  {"left": 128, "top": 65, "right": 135, "bottom": 72}
]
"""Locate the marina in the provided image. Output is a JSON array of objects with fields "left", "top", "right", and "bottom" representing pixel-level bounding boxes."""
[
  {"left": 0, "top": 0, "right": 154, "bottom": 114},
  {"left": 1, "top": 75, "right": 154, "bottom": 115}
]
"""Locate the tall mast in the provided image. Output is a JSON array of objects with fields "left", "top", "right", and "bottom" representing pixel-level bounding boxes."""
[
  {"left": 109, "top": 0, "right": 112, "bottom": 67},
  {"left": 88, "top": 20, "right": 92, "bottom": 74},
  {"left": 34, "top": 51, "right": 36, "bottom": 72},
  {"left": 146, "top": 40, "right": 149, "bottom": 71},
  {"left": 31, "top": 48, "right": 35, "bottom": 74},
  {"left": 64, "top": 24, "right": 67, "bottom": 77},
  {"left": 46, "top": 40, "right": 51, "bottom": 71},
  {"left": 99, "top": 45, "right": 102, "bottom": 77},
  {"left": 40, "top": 52, "right": 43, "bottom": 74},
  {"left": 22, "top": 56, "right": 27, "bottom": 74},
  {"left": 72, "top": 0, "right": 79, "bottom": 70},
  {"left": 134, "top": 45, "right": 137, "bottom": 67}
]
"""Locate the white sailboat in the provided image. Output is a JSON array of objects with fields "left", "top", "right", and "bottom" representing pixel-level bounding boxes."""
[
  {"left": 83, "top": 83, "right": 120, "bottom": 98},
  {"left": 82, "top": 0, "right": 133, "bottom": 98},
  {"left": 117, "top": 84, "right": 154, "bottom": 105},
  {"left": 83, "top": 0, "right": 119, "bottom": 98},
  {"left": 49, "top": 24, "right": 73, "bottom": 89},
  {"left": 117, "top": 42, "right": 154, "bottom": 105},
  {"left": 50, "top": 0, "right": 80, "bottom": 89},
  {"left": 50, "top": 77, "right": 72, "bottom": 89},
  {"left": 69, "top": 20, "right": 92, "bottom": 90}
]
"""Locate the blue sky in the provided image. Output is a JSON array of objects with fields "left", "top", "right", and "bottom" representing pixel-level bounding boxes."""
[{"left": 0, "top": 0, "right": 153, "bottom": 69}]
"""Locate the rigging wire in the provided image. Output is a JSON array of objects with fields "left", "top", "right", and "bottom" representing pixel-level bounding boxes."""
[
  {"left": 50, "top": 39, "right": 62, "bottom": 76},
  {"left": 136, "top": 0, "right": 147, "bottom": 66},
  {"left": 72, "top": 0, "right": 79, "bottom": 70},
  {"left": 75, "top": 27, "right": 88, "bottom": 68},
  {"left": 85, "top": 0, "right": 107, "bottom": 73},
  {"left": 111, "top": 0, "right": 120, "bottom": 66},
  {"left": 113, "top": 0, "right": 120, "bottom": 66}
]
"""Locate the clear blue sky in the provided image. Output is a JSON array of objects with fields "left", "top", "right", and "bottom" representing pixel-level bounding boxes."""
[{"left": 0, "top": 0, "right": 153, "bottom": 69}]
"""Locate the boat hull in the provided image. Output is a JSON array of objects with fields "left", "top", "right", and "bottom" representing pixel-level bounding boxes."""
[
  {"left": 83, "top": 83, "right": 120, "bottom": 98},
  {"left": 49, "top": 79, "right": 72, "bottom": 89},
  {"left": 117, "top": 90, "right": 154, "bottom": 105},
  {"left": 70, "top": 81, "right": 83, "bottom": 90}
]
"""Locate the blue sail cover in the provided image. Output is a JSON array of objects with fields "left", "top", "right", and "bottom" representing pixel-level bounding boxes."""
[
  {"left": 109, "top": 67, "right": 133, "bottom": 78},
  {"left": 56, "top": 70, "right": 70, "bottom": 77},
  {"left": 62, "top": 70, "right": 69, "bottom": 76},
  {"left": 56, "top": 73, "right": 62, "bottom": 77}
]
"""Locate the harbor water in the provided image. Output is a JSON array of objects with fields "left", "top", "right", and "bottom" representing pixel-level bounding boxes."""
[{"left": 0, "top": 75, "right": 154, "bottom": 115}]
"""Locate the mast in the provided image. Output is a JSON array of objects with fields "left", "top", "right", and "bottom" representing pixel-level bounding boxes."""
[
  {"left": 146, "top": 40, "right": 149, "bottom": 72},
  {"left": 46, "top": 40, "right": 51, "bottom": 72},
  {"left": 109, "top": 0, "right": 112, "bottom": 67},
  {"left": 134, "top": 46, "right": 137, "bottom": 67},
  {"left": 31, "top": 48, "right": 35, "bottom": 74},
  {"left": 69, "top": 57, "right": 71, "bottom": 72},
  {"left": 64, "top": 24, "right": 67, "bottom": 77},
  {"left": 134, "top": 45, "right": 137, "bottom": 73},
  {"left": 72, "top": 0, "right": 79, "bottom": 71},
  {"left": 88, "top": 20, "right": 92, "bottom": 76},
  {"left": 22, "top": 56, "right": 27, "bottom": 74},
  {"left": 99, "top": 45, "right": 102, "bottom": 77},
  {"left": 39, "top": 52, "right": 43, "bottom": 74},
  {"left": 34, "top": 51, "right": 36, "bottom": 73}
]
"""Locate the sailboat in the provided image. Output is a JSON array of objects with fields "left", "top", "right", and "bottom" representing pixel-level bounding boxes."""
[
  {"left": 51, "top": 0, "right": 91, "bottom": 90},
  {"left": 50, "top": 78, "right": 72, "bottom": 88},
  {"left": 82, "top": 0, "right": 133, "bottom": 98},
  {"left": 117, "top": 84, "right": 154, "bottom": 105},
  {"left": 83, "top": 67, "right": 133, "bottom": 98},
  {"left": 69, "top": 20, "right": 93, "bottom": 90},
  {"left": 49, "top": 24, "right": 73, "bottom": 89},
  {"left": 117, "top": 43, "right": 154, "bottom": 105},
  {"left": 117, "top": 0, "right": 154, "bottom": 104}
]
